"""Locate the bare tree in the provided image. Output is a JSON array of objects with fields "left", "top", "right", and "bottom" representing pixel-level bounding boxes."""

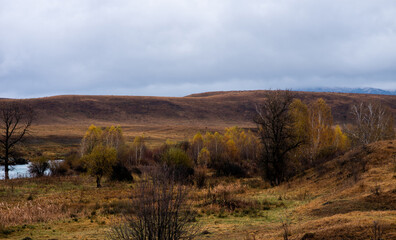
[
  {"left": 108, "top": 167, "right": 199, "bottom": 240},
  {"left": 0, "top": 102, "right": 33, "bottom": 180},
  {"left": 349, "top": 102, "right": 394, "bottom": 145},
  {"left": 254, "top": 90, "right": 303, "bottom": 185}
]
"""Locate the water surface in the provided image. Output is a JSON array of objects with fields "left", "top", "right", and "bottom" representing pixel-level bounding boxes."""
[{"left": 0, "top": 160, "right": 63, "bottom": 179}]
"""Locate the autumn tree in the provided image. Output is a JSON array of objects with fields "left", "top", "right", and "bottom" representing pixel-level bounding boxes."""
[
  {"left": 102, "top": 126, "right": 124, "bottom": 150},
  {"left": 0, "top": 102, "right": 33, "bottom": 180},
  {"left": 132, "top": 135, "right": 146, "bottom": 165},
  {"left": 348, "top": 102, "right": 395, "bottom": 145},
  {"left": 83, "top": 145, "right": 117, "bottom": 187},
  {"left": 80, "top": 125, "right": 129, "bottom": 185},
  {"left": 254, "top": 90, "right": 303, "bottom": 185},
  {"left": 80, "top": 124, "right": 103, "bottom": 156},
  {"left": 333, "top": 125, "right": 349, "bottom": 151},
  {"left": 308, "top": 98, "right": 334, "bottom": 162},
  {"left": 191, "top": 132, "right": 203, "bottom": 163},
  {"left": 242, "top": 130, "right": 260, "bottom": 160},
  {"left": 197, "top": 147, "right": 210, "bottom": 166},
  {"left": 224, "top": 127, "right": 243, "bottom": 160},
  {"left": 203, "top": 131, "right": 224, "bottom": 163},
  {"left": 288, "top": 99, "right": 311, "bottom": 170}
]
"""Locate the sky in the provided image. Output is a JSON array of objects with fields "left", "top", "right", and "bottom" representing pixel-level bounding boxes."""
[{"left": 0, "top": 0, "right": 396, "bottom": 98}]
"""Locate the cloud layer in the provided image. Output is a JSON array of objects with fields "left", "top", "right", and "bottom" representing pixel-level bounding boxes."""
[{"left": 1, "top": 0, "right": 396, "bottom": 98}]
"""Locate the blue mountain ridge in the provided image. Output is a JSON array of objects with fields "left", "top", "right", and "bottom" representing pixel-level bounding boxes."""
[{"left": 297, "top": 87, "right": 396, "bottom": 95}]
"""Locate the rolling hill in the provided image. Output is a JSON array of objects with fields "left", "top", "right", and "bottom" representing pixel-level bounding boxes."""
[{"left": 2, "top": 90, "right": 395, "bottom": 126}]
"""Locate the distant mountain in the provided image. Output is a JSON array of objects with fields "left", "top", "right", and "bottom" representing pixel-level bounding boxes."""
[{"left": 298, "top": 87, "right": 396, "bottom": 95}]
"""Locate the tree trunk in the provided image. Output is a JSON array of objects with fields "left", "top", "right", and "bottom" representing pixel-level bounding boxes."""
[
  {"left": 96, "top": 176, "right": 101, "bottom": 188},
  {"left": 5, "top": 148, "right": 9, "bottom": 180}
]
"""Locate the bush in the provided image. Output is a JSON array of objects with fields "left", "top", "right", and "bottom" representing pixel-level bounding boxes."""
[
  {"left": 194, "top": 167, "right": 208, "bottom": 188},
  {"left": 28, "top": 156, "right": 49, "bottom": 177},
  {"left": 162, "top": 147, "right": 193, "bottom": 168},
  {"left": 64, "top": 150, "right": 86, "bottom": 173},
  {"left": 162, "top": 147, "right": 194, "bottom": 181},
  {"left": 212, "top": 160, "right": 246, "bottom": 178},
  {"left": 108, "top": 169, "right": 199, "bottom": 240},
  {"left": 49, "top": 160, "right": 69, "bottom": 176},
  {"left": 110, "top": 161, "right": 133, "bottom": 182}
]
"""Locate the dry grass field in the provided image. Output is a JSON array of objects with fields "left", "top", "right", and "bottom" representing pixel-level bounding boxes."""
[{"left": 1, "top": 140, "right": 395, "bottom": 239}]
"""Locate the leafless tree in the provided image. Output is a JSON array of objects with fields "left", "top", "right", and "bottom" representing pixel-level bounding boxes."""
[
  {"left": 349, "top": 102, "right": 394, "bottom": 145},
  {"left": 108, "top": 167, "right": 199, "bottom": 240},
  {"left": 254, "top": 90, "right": 303, "bottom": 185},
  {"left": 0, "top": 101, "right": 33, "bottom": 180}
]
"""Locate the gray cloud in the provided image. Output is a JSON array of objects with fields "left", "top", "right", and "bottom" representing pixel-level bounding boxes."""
[{"left": 0, "top": 0, "right": 395, "bottom": 98}]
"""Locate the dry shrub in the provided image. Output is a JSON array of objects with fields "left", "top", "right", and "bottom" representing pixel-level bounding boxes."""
[
  {"left": 194, "top": 167, "right": 208, "bottom": 188},
  {"left": 28, "top": 156, "right": 49, "bottom": 177},
  {"left": 210, "top": 183, "right": 246, "bottom": 198},
  {"left": 242, "top": 178, "right": 270, "bottom": 189},
  {"left": 108, "top": 169, "right": 200, "bottom": 240},
  {"left": 49, "top": 160, "right": 69, "bottom": 176},
  {"left": 206, "top": 183, "right": 261, "bottom": 212}
]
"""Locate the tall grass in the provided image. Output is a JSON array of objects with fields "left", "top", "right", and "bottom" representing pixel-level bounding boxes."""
[{"left": 0, "top": 200, "right": 71, "bottom": 227}]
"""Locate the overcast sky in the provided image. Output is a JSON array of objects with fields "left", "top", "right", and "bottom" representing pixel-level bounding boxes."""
[{"left": 1, "top": 0, "right": 395, "bottom": 98}]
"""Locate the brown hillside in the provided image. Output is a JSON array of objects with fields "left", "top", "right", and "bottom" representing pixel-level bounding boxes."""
[
  {"left": 2, "top": 90, "right": 395, "bottom": 126},
  {"left": 261, "top": 140, "right": 396, "bottom": 240}
]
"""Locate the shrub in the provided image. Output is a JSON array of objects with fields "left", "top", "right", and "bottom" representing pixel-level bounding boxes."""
[
  {"left": 49, "top": 160, "right": 69, "bottom": 176},
  {"left": 28, "top": 156, "right": 49, "bottom": 177},
  {"left": 162, "top": 147, "right": 193, "bottom": 168},
  {"left": 162, "top": 147, "right": 194, "bottom": 181},
  {"left": 110, "top": 161, "right": 133, "bottom": 182},
  {"left": 65, "top": 150, "right": 86, "bottom": 173},
  {"left": 194, "top": 167, "right": 208, "bottom": 188},
  {"left": 212, "top": 160, "right": 246, "bottom": 178},
  {"left": 108, "top": 169, "right": 199, "bottom": 240}
]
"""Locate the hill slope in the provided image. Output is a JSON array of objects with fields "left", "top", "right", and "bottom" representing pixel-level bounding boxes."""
[
  {"left": 263, "top": 140, "right": 396, "bottom": 239},
  {"left": 2, "top": 90, "right": 396, "bottom": 126}
]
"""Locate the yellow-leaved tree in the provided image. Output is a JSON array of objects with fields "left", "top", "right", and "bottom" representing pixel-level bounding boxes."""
[
  {"left": 81, "top": 124, "right": 103, "bottom": 156},
  {"left": 132, "top": 135, "right": 145, "bottom": 165},
  {"left": 289, "top": 99, "right": 311, "bottom": 167},
  {"left": 192, "top": 132, "right": 203, "bottom": 163},
  {"left": 102, "top": 126, "right": 124, "bottom": 150},
  {"left": 226, "top": 139, "right": 238, "bottom": 161},
  {"left": 83, "top": 145, "right": 117, "bottom": 188},
  {"left": 198, "top": 147, "right": 211, "bottom": 166},
  {"left": 309, "top": 98, "right": 335, "bottom": 162},
  {"left": 333, "top": 125, "right": 349, "bottom": 152},
  {"left": 203, "top": 131, "right": 224, "bottom": 163}
]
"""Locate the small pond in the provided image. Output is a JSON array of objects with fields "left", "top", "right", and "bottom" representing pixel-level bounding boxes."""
[{"left": 0, "top": 160, "right": 63, "bottom": 179}]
